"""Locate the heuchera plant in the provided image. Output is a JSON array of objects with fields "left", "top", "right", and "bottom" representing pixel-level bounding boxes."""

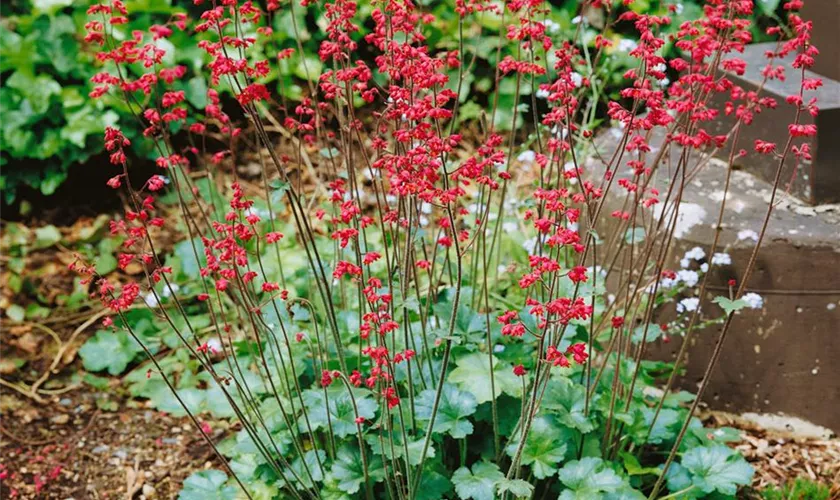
[{"left": 72, "top": 0, "right": 819, "bottom": 498}]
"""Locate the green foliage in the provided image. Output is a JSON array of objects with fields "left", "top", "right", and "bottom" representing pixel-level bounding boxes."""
[
  {"left": 179, "top": 470, "right": 236, "bottom": 500},
  {"left": 0, "top": 8, "right": 118, "bottom": 202},
  {"left": 505, "top": 417, "right": 568, "bottom": 479},
  {"left": 761, "top": 477, "right": 831, "bottom": 500},
  {"left": 1, "top": 219, "right": 106, "bottom": 323},
  {"left": 79, "top": 329, "right": 145, "bottom": 375},
  {"left": 416, "top": 383, "right": 478, "bottom": 439},
  {"left": 712, "top": 296, "right": 749, "bottom": 316},
  {"left": 0, "top": 0, "right": 779, "bottom": 204},
  {"left": 557, "top": 457, "right": 641, "bottom": 499},
  {"left": 448, "top": 352, "right": 522, "bottom": 404},
  {"left": 56, "top": 1, "right": 766, "bottom": 497},
  {"left": 71, "top": 208, "right": 755, "bottom": 500},
  {"left": 451, "top": 461, "right": 505, "bottom": 500},
  {"left": 666, "top": 445, "right": 754, "bottom": 497}
]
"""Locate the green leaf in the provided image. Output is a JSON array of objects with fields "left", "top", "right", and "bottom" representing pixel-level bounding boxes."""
[
  {"left": 6, "top": 72, "right": 62, "bottom": 115},
  {"left": 624, "top": 227, "right": 646, "bottom": 244},
  {"left": 541, "top": 377, "right": 596, "bottom": 433},
  {"left": 96, "top": 238, "right": 120, "bottom": 275},
  {"left": 330, "top": 444, "right": 384, "bottom": 494},
  {"left": 39, "top": 166, "right": 68, "bottom": 196},
  {"left": 678, "top": 444, "right": 754, "bottom": 495},
  {"left": 631, "top": 323, "right": 663, "bottom": 344},
  {"left": 448, "top": 352, "right": 522, "bottom": 404},
  {"left": 451, "top": 461, "right": 505, "bottom": 500},
  {"left": 78, "top": 330, "right": 142, "bottom": 375},
  {"left": 32, "top": 0, "right": 73, "bottom": 15},
  {"left": 290, "top": 450, "right": 326, "bottom": 489},
  {"left": 712, "top": 296, "right": 747, "bottom": 315},
  {"left": 5, "top": 304, "right": 25, "bottom": 322},
  {"left": 619, "top": 452, "right": 661, "bottom": 477},
  {"left": 186, "top": 77, "right": 209, "bottom": 109},
  {"left": 756, "top": 0, "right": 781, "bottom": 16},
  {"left": 365, "top": 432, "right": 434, "bottom": 466},
  {"left": 302, "top": 387, "right": 377, "bottom": 438},
  {"left": 35, "top": 225, "right": 61, "bottom": 249},
  {"left": 505, "top": 417, "right": 567, "bottom": 479},
  {"left": 416, "top": 470, "right": 453, "bottom": 500},
  {"left": 174, "top": 238, "right": 206, "bottom": 278},
  {"left": 496, "top": 479, "right": 534, "bottom": 498},
  {"left": 179, "top": 470, "right": 236, "bottom": 500},
  {"left": 557, "top": 458, "right": 626, "bottom": 497},
  {"left": 664, "top": 462, "right": 694, "bottom": 494},
  {"left": 643, "top": 408, "right": 680, "bottom": 445},
  {"left": 415, "top": 383, "right": 477, "bottom": 439}
]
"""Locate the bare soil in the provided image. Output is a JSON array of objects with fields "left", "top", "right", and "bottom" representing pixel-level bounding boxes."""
[{"left": 0, "top": 388, "right": 223, "bottom": 499}]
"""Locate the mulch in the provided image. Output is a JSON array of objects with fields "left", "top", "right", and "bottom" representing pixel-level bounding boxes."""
[{"left": 704, "top": 411, "right": 840, "bottom": 497}]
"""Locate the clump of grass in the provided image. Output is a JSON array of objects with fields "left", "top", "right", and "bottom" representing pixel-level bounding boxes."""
[{"left": 761, "top": 477, "right": 831, "bottom": 500}]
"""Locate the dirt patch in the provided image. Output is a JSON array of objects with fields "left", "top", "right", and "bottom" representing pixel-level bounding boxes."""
[{"left": 0, "top": 389, "right": 222, "bottom": 499}]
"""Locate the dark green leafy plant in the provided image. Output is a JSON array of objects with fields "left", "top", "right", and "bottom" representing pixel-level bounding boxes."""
[
  {"left": 67, "top": 0, "right": 820, "bottom": 498},
  {"left": 1, "top": 0, "right": 783, "bottom": 205},
  {"left": 0, "top": 4, "right": 118, "bottom": 202}
]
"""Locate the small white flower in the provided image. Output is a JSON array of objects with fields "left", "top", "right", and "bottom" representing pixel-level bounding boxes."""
[
  {"left": 676, "top": 270, "right": 699, "bottom": 287},
  {"left": 536, "top": 88, "right": 550, "bottom": 99},
  {"left": 571, "top": 15, "right": 582, "bottom": 24},
  {"left": 684, "top": 246, "right": 706, "bottom": 261},
  {"left": 658, "top": 78, "right": 670, "bottom": 87},
  {"left": 737, "top": 229, "right": 759, "bottom": 242},
  {"left": 711, "top": 253, "right": 732, "bottom": 266},
  {"left": 144, "top": 292, "right": 159, "bottom": 308},
  {"left": 522, "top": 237, "right": 538, "bottom": 254},
  {"left": 653, "top": 63, "right": 667, "bottom": 73},
  {"left": 544, "top": 19, "right": 560, "bottom": 35},
  {"left": 502, "top": 222, "right": 517, "bottom": 232},
  {"left": 420, "top": 202, "right": 433, "bottom": 215},
  {"left": 618, "top": 38, "right": 638, "bottom": 53},
  {"left": 497, "top": 264, "right": 507, "bottom": 274},
  {"left": 700, "top": 263, "right": 709, "bottom": 273},
  {"left": 676, "top": 297, "right": 700, "bottom": 313},
  {"left": 419, "top": 216, "right": 429, "bottom": 227},
  {"left": 161, "top": 283, "right": 180, "bottom": 298},
  {"left": 742, "top": 293, "right": 764, "bottom": 309},
  {"left": 570, "top": 72, "right": 583, "bottom": 88},
  {"left": 517, "top": 150, "right": 536, "bottom": 164}
]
